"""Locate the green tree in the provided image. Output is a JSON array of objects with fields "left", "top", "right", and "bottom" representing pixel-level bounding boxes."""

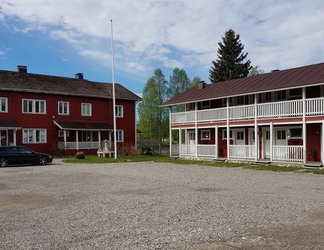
[
  {"left": 191, "top": 76, "right": 201, "bottom": 87},
  {"left": 209, "top": 29, "right": 251, "bottom": 83},
  {"left": 137, "top": 69, "right": 169, "bottom": 144},
  {"left": 167, "top": 68, "right": 191, "bottom": 99},
  {"left": 248, "top": 65, "right": 265, "bottom": 76}
]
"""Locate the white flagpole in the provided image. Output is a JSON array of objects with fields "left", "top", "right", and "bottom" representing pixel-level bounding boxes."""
[{"left": 111, "top": 19, "right": 117, "bottom": 159}]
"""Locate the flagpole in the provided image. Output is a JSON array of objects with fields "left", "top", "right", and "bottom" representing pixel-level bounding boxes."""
[{"left": 111, "top": 19, "right": 117, "bottom": 159}]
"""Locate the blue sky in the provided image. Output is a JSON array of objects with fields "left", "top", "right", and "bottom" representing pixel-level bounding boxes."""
[{"left": 0, "top": 0, "right": 323, "bottom": 97}]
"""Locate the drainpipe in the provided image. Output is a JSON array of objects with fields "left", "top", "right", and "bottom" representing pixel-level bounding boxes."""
[
  {"left": 227, "top": 98, "right": 230, "bottom": 160},
  {"left": 254, "top": 94, "right": 258, "bottom": 161},
  {"left": 195, "top": 102, "right": 198, "bottom": 158},
  {"left": 270, "top": 122, "right": 273, "bottom": 162},
  {"left": 215, "top": 125, "right": 218, "bottom": 158},
  {"left": 169, "top": 106, "right": 172, "bottom": 157},
  {"left": 302, "top": 87, "right": 306, "bottom": 164}
]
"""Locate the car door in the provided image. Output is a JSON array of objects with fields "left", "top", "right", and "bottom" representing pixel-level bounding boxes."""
[
  {"left": 18, "top": 147, "right": 38, "bottom": 164},
  {"left": 5, "top": 147, "right": 21, "bottom": 165}
]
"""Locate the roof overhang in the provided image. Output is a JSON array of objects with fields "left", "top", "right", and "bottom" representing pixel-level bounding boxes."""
[
  {"left": 53, "top": 120, "right": 113, "bottom": 131},
  {"left": 0, "top": 118, "right": 22, "bottom": 129}
]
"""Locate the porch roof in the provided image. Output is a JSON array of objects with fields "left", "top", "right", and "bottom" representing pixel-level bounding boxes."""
[
  {"left": 161, "top": 62, "right": 324, "bottom": 107},
  {"left": 0, "top": 118, "right": 22, "bottom": 129},
  {"left": 54, "top": 120, "right": 113, "bottom": 131}
]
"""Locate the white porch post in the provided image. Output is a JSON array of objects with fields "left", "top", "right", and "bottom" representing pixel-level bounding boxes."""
[
  {"left": 226, "top": 98, "right": 230, "bottom": 160},
  {"left": 169, "top": 107, "right": 172, "bottom": 157},
  {"left": 302, "top": 87, "right": 306, "bottom": 164},
  {"left": 64, "top": 130, "right": 67, "bottom": 149},
  {"left": 215, "top": 125, "right": 218, "bottom": 158},
  {"left": 270, "top": 122, "right": 273, "bottom": 162},
  {"left": 179, "top": 128, "right": 182, "bottom": 157},
  {"left": 13, "top": 129, "right": 17, "bottom": 146},
  {"left": 322, "top": 121, "right": 324, "bottom": 164},
  {"left": 76, "top": 130, "right": 79, "bottom": 150},
  {"left": 254, "top": 94, "right": 258, "bottom": 161},
  {"left": 195, "top": 102, "right": 198, "bottom": 158},
  {"left": 98, "top": 131, "right": 101, "bottom": 148}
]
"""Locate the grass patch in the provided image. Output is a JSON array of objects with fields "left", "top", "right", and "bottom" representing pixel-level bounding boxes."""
[{"left": 62, "top": 154, "right": 324, "bottom": 174}]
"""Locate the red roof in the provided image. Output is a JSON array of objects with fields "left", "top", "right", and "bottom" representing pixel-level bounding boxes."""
[{"left": 162, "top": 62, "right": 324, "bottom": 106}]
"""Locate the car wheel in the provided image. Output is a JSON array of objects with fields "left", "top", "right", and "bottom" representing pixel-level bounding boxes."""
[
  {"left": 39, "top": 157, "right": 47, "bottom": 165},
  {"left": 0, "top": 158, "right": 8, "bottom": 167}
]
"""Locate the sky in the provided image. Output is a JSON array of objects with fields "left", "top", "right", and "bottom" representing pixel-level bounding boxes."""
[{"left": 0, "top": 0, "right": 323, "bottom": 97}]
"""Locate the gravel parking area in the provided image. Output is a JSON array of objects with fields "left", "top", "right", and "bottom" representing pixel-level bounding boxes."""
[{"left": 1, "top": 159, "right": 324, "bottom": 249}]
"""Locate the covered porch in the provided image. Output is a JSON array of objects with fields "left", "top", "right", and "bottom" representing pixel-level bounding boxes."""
[{"left": 0, "top": 118, "right": 21, "bottom": 146}]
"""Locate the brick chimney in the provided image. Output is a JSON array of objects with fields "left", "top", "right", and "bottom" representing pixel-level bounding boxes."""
[
  {"left": 75, "top": 73, "right": 84, "bottom": 79},
  {"left": 17, "top": 65, "right": 27, "bottom": 73},
  {"left": 197, "top": 81, "right": 206, "bottom": 90}
]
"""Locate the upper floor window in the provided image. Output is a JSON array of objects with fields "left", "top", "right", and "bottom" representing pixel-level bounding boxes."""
[
  {"left": 0, "top": 97, "right": 7, "bottom": 112},
  {"left": 81, "top": 103, "right": 92, "bottom": 116},
  {"left": 187, "top": 103, "right": 195, "bottom": 111},
  {"left": 116, "top": 130, "right": 124, "bottom": 142},
  {"left": 22, "top": 99, "right": 46, "bottom": 114},
  {"left": 263, "top": 92, "right": 272, "bottom": 102},
  {"left": 201, "top": 100, "right": 210, "bottom": 109},
  {"left": 58, "top": 101, "right": 69, "bottom": 115},
  {"left": 289, "top": 88, "right": 302, "bottom": 99},
  {"left": 115, "top": 105, "right": 123, "bottom": 117},
  {"left": 276, "top": 90, "right": 286, "bottom": 101},
  {"left": 23, "top": 129, "right": 46, "bottom": 143},
  {"left": 236, "top": 96, "right": 244, "bottom": 105}
]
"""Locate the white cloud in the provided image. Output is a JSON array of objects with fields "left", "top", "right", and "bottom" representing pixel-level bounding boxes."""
[{"left": 0, "top": 0, "right": 323, "bottom": 82}]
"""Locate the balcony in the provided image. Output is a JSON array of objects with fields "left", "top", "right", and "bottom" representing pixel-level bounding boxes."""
[{"left": 170, "top": 97, "right": 324, "bottom": 125}]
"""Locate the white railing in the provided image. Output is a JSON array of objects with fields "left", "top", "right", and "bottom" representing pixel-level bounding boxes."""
[
  {"left": 65, "top": 141, "right": 100, "bottom": 150},
  {"left": 229, "top": 145, "right": 255, "bottom": 159},
  {"left": 171, "top": 144, "right": 179, "bottom": 156},
  {"left": 180, "top": 144, "right": 196, "bottom": 156},
  {"left": 272, "top": 145, "right": 303, "bottom": 162},
  {"left": 197, "top": 145, "right": 216, "bottom": 157},
  {"left": 229, "top": 104, "right": 255, "bottom": 120},
  {"left": 170, "top": 97, "right": 324, "bottom": 125}
]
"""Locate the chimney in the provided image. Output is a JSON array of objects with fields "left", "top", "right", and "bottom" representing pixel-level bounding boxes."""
[
  {"left": 17, "top": 65, "right": 27, "bottom": 73},
  {"left": 197, "top": 81, "right": 206, "bottom": 90},
  {"left": 271, "top": 69, "right": 280, "bottom": 73},
  {"left": 75, "top": 73, "right": 83, "bottom": 79}
]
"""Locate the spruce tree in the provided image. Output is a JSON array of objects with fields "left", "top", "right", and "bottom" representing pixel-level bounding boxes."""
[{"left": 209, "top": 29, "right": 251, "bottom": 83}]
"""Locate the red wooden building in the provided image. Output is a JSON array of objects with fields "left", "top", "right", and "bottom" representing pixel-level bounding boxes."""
[
  {"left": 162, "top": 62, "right": 324, "bottom": 166},
  {"left": 0, "top": 66, "right": 141, "bottom": 156}
]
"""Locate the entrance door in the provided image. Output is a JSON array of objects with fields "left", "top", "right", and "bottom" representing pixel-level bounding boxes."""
[
  {"left": 235, "top": 130, "right": 245, "bottom": 157},
  {"left": 188, "top": 131, "right": 195, "bottom": 155},
  {"left": 263, "top": 129, "right": 270, "bottom": 158},
  {"left": 0, "top": 130, "right": 7, "bottom": 146}
]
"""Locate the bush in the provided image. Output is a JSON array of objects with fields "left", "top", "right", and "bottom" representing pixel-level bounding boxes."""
[{"left": 117, "top": 143, "right": 141, "bottom": 157}]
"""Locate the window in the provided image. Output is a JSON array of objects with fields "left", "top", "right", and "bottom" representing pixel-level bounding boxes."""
[
  {"left": 201, "top": 100, "right": 210, "bottom": 109},
  {"left": 81, "top": 103, "right": 92, "bottom": 116},
  {"left": 23, "top": 129, "right": 46, "bottom": 143},
  {"left": 58, "top": 102, "right": 69, "bottom": 115},
  {"left": 22, "top": 99, "right": 46, "bottom": 114},
  {"left": 289, "top": 128, "right": 302, "bottom": 138},
  {"left": 201, "top": 130, "right": 210, "bottom": 140},
  {"left": 187, "top": 103, "right": 195, "bottom": 111},
  {"left": 222, "top": 130, "right": 233, "bottom": 140},
  {"left": 276, "top": 90, "right": 286, "bottom": 101},
  {"left": 236, "top": 96, "right": 244, "bottom": 105},
  {"left": 115, "top": 105, "right": 123, "bottom": 117},
  {"left": 116, "top": 130, "right": 124, "bottom": 142},
  {"left": 0, "top": 97, "right": 7, "bottom": 112},
  {"left": 82, "top": 131, "right": 92, "bottom": 142},
  {"left": 236, "top": 131, "right": 244, "bottom": 140},
  {"left": 263, "top": 92, "right": 272, "bottom": 102},
  {"left": 222, "top": 98, "right": 233, "bottom": 106},
  {"left": 58, "top": 131, "right": 70, "bottom": 137},
  {"left": 289, "top": 88, "right": 302, "bottom": 99},
  {"left": 277, "top": 130, "right": 286, "bottom": 140}
]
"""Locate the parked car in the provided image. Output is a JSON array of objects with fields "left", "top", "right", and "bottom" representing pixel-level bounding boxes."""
[{"left": 0, "top": 146, "right": 52, "bottom": 167}]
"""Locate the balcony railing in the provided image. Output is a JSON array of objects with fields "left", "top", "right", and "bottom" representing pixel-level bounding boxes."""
[
  {"left": 272, "top": 146, "right": 303, "bottom": 162},
  {"left": 170, "top": 97, "right": 324, "bottom": 125},
  {"left": 65, "top": 141, "right": 100, "bottom": 150}
]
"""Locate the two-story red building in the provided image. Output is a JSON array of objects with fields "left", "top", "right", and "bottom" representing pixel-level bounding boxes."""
[
  {"left": 162, "top": 62, "right": 324, "bottom": 167},
  {"left": 0, "top": 66, "right": 141, "bottom": 156}
]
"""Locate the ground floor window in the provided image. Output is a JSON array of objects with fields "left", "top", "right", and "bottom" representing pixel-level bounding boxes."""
[
  {"left": 82, "top": 131, "right": 92, "bottom": 142},
  {"left": 116, "top": 130, "right": 124, "bottom": 142},
  {"left": 23, "top": 129, "right": 46, "bottom": 143}
]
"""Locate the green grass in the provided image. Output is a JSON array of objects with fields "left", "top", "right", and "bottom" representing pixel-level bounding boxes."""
[{"left": 62, "top": 154, "right": 324, "bottom": 174}]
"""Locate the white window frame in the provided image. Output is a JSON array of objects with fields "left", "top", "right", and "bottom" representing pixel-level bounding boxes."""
[
  {"left": 201, "top": 100, "right": 210, "bottom": 109},
  {"left": 187, "top": 103, "right": 195, "bottom": 111},
  {"left": 222, "top": 130, "right": 233, "bottom": 140},
  {"left": 115, "top": 105, "right": 123, "bottom": 117},
  {"left": 81, "top": 103, "right": 92, "bottom": 116},
  {"left": 58, "top": 101, "right": 69, "bottom": 115},
  {"left": 276, "top": 90, "right": 287, "bottom": 101},
  {"left": 23, "top": 129, "right": 46, "bottom": 144},
  {"left": 116, "top": 130, "right": 124, "bottom": 142},
  {"left": 201, "top": 130, "right": 210, "bottom": 140},
  {"left": 58, "top": 131, "right": 70, "bottom": 137},
  {"left": 0, "top": 97, "right": 8, "bottom": 112},
  {"left": 22, "top": 99, "right": 46, "bottom": 114}
]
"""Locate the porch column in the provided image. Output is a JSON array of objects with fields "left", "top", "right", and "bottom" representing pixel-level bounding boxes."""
[
  {"left": 322, "top": 121, "right": 324, "bottom": 164},
  {"left": 195, "top": 102, "right": 198, "bottom": 158},
  {"left": 226, "top": 98, "right": 230, "bottom": 160},
  {"left": 98, "top": 131, "right": 101, "bottom": 148},
  {"left": 302, "top": 87, "right": 306, "bottom": 164},
  {"left": 270, "top": 122, "right": 273, "bottom": 162},
  {"left": 169, "top": 107, "right": 172, "bottom": 157},
  {"left": 76, "top": 130, "right": 79, "bottom": 150},
  {"left": 109, "top": 131, "right": 112, "bottom": 148},
  {"left": 13, "top": 129, "right": 17, "bottom": 146},
  {"left": 215, "top": 125, "right": 218, "bottom": 158},
  {"left": 64, "top": 130, "right": 67, "bottom": 149},
  {"left": 254, "top": 94, "right": 258, "bottom": 161},
  {"left": 179, "top": 128, "right": 182, "bottom": 158}
]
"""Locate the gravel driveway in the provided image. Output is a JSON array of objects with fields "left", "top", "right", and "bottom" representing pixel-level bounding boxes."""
[{"left": 1, "top": 159, "right": 324, "bottom": 249}]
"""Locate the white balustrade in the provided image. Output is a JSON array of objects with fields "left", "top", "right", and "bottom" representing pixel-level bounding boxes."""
[{"left": 272, "top": 145, "right": 303, "bottom": 162}]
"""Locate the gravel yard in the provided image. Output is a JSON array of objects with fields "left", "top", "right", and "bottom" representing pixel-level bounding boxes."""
[{"left": 1, "top": 159, "right": 324, "bottom": 249}]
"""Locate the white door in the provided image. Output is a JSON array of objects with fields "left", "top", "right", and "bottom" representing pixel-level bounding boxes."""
[
  {"left": 275, "top": 129, "right": 287, "bottom": 159},
  {"left": 235, "top": 130, "right": 245, "bottom": 157},
  {"left": 188, "top": 131, "right": 195, "bottom": 155},
  {"left": 263, "top": 129, "right": 270, "bottom": 158}
]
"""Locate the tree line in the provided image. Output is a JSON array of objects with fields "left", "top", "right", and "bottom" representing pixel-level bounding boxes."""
[{"left": 137, "top": 29, "right": 264, "bottom": 143}]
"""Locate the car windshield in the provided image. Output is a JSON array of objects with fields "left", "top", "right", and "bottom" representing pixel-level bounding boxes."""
[{"left": 18, "top": 147, "right": 33, "bottom": 154}]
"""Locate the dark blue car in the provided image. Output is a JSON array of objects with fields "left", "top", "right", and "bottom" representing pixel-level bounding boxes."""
[{"left": 0, "top": 146, "right": 52, "bottom": 167}]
